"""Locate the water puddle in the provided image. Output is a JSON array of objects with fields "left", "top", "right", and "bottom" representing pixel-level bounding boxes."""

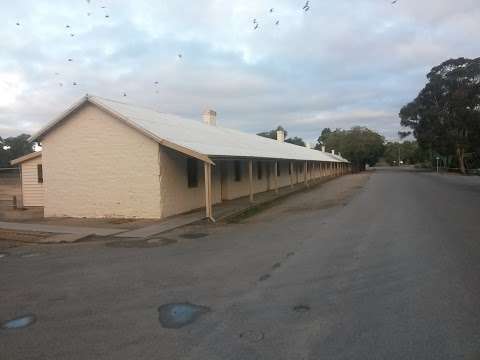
[
  {"left": 239, "top": 330, "right": 264, "bottom": 343},
  {"left": 293, "top": 305, "right": 310, "bottom": 313},
  {"left": 1, "top": 314, "right": 36, "bottom": 330},
  {"left": 157, "top": 303, "right": 210, "bottom": 329},
  {"left": 258, "top": 274, "right": 271, "bottom": 281},
  {"left": 180, "top": 233, "right": 208, "bottom": 239}
]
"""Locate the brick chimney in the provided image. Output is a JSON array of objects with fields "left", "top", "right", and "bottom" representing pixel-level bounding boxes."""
[
  {"left": 331, "top": 150, "right": 335, "bottom": 155},
  {"left": 321, "top": 146, "right": 326, "bottom": 152},
  {"left": 203, "top": 109, "right": 217, "bottom": 126}
]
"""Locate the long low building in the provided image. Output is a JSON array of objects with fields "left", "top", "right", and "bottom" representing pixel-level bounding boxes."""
[{"left": 26, "top": 95, "right": 350, "bottom": 219}]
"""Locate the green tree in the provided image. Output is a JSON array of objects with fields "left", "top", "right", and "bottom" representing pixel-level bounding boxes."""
[
  {"left": 315, "top": 128, "right": 332, "bottom": 148},
  {"left": 322, "top": 127, "right": 385, "bottom": 171},
  {"left": 383, "top": 141, "right": 427, "bottom": 166},
  {"left": 257, "top": 126, "right": 306, "bottom": 146},
  {"left": 0, "top": 134, "right": 34, "bottom": 168},
  {"left": 257, "top": 126, "right": 287, "bottom": 140},
  {"left": 400, "top": 57, "right": 480, "bottom": 174},
  {"left": 285, "top": 136, "right": 306, "bottom": 147}
]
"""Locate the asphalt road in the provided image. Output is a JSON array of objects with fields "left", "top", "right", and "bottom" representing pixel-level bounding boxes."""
[{"left": 1, "top": 169, "right": 480, "bottom": 359}]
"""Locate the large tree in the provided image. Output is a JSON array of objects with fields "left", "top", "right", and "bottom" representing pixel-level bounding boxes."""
[
  {"left": 399, "top": 57, "right": 480, "bottom": 174},
  {"left": 383, "top": 141, "right": 427, "bottom": 166},
  {"left": 0, "top": 134, "right": 34, "bottom": 168},
  {"left": 320, "top": 127, "right": 385, "bottom": 171}
]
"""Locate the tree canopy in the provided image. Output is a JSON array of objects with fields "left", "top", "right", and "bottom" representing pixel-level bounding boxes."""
[
  {"left": 0, "top": 134, "right": 34, "bottom": 168},
  {"left": 257, "top": 126, "right": 306, "bottom": 146},
  {"left": 399, "top": 57, "right": 480, "bottom": 173},
  {"left": 317, "top": 127, "right": 384, "bottom": 171},
  {"left": 383, "top": 141, "right": 428, "bottom": 166}
]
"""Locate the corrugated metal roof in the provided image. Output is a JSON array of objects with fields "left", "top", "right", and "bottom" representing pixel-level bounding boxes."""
[
  {"left": 32, "top": 95, "right": 349, "bottom": 163},
  {"left": 10, "top": 151, "right": 42, "bottom": 165}
]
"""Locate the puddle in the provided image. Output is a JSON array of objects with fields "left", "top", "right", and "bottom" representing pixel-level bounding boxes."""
[
  {"left": 180, "top": 233, "right": 208, "bottom": 239},
  {"left": 293, "top": 305, "right": 310, "bottom": 313},
  {"left": 0, "top": 252, "right": 8, "bottom": 258},
  {"left": 1, "top": 314, "right": 36, "bottom": 330},
  {"left": 272, "top": 262, "right": 281, "bottom": 269},
  {"left": 239, "top": 330, "right": 264, "bottom": 343},
  {"left": 20, "top": 252, "right": 43, "bottom": 258},
  {"left": 146, "top": 238, "right": 178, "bottom": 246},
  {"left": 106, "top": 238, "right": 177, "bottom": 248},
  {"left": 157, "top": 303, "right": 210, "bottom": 329},
  {"left": 258, "top": 274, "right": 271, "bottom": 281}
]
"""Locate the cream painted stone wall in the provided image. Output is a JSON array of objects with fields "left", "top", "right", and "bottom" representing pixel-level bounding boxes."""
[
  {"left": 20, "top": 156, "right": 44, "bottom": 207},
  {"left": 158, "top": 147, "right": 221, "bottom": 218},
  {"left": 42, "top": 104, "right": 161, "bottom": 218}
]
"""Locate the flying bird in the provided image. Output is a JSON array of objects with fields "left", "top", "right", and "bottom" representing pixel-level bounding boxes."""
[
  {"left": 123, "top": 92, "right": 127, "bottom": 97},
  {"left": 72, "top": 82, "right": 78, "bottom": 86},
  {"left": 302, "top": 1, "right": 310, "bottom": 9},
  {"left": 269, "top": 8, "right": 274, "bottom": 13},
  {"left": 16, "top": 22, "right": 20, "bottom": 26},
  {"left": 68, "top": 58, "right": 73, "bottom": 62},
  {"left": 105, "top": 14, "right": 110, "bottom": 18},
  {"left": 70, "top": 33, "right": 75, "bottom": 37},
  {"left": 253, "top": 18, "right": 257, "bottom": 24},
  {"left": 87, "top": 12, "right": 91, "bottom": 16},
  {"left": 391, "top": 0, "right": 398, "bottom": 3},
  {"left": 59, "top": 83, "right": 63, "bottom": 87},
  {"left": 275, "top": 20, "right": 279, "bottom": 25},
  {"left": 178, "top": 54, "right": 183, "bottom": 58},
  {"left": 66, "top": 25, "right": 70, "bottom": 28},
  {"left": 154, "top": 81, "right": 159, "bottom": 84}
]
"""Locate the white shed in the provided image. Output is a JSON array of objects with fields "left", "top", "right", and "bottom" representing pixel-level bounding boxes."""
[{"left": 11, "top": 151, "right": 44, "bottom": 207}]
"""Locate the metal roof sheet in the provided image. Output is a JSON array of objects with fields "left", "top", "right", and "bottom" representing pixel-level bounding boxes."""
[{"left": 32, "top": 95, "right": 349, "bottom": 163}]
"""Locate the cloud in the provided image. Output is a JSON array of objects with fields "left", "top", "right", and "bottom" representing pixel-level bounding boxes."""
[{"left": 0, "top": 0, "right": 479, "bottom": 143}]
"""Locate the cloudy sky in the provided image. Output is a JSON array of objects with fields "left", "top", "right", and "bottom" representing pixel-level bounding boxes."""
[{"left": 1, "top": 0, "right": 479, "bottom": 144}]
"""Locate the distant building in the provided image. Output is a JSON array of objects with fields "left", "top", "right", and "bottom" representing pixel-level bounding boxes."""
[{"left": 15, "top": 95, "right": 349, "bottom": 219}]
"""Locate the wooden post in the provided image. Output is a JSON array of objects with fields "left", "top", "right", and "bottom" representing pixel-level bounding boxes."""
[
  {"left": 204, "top": 162, "right": 214, "bottom": 222},
  {"left": 274, "top": 161, "right": 278, "bottom": 194},
  {"left": 289, "top": 161, "right": 293, "bottom": 188},
  {"left": 249, "top": 159, "right": 254, "bottom": 202}
]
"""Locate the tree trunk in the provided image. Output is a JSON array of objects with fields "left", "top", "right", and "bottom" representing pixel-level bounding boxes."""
[{"left": 456, "top": 146, "right": 466, "bottom": 174}]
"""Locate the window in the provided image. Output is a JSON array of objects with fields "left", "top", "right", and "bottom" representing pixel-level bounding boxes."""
[
  {"left": 276, "top": 162, "right": 281, "bottom": 177},
  {"left": 187, "top": 158, "right": 198, "bottom": 188},
  {"left": 234, "top": 160, "right": 242, "bottom": 181},
  {"left": 257, "top": 162, "right": 262, "bottom": 180},
  {"left": 37, "top": 164, "right": 43, "bottom": 183}
]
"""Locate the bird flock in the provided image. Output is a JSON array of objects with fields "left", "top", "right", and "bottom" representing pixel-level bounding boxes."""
[{"left": 14, "top": 0, "right": 400, "bottom": 99}]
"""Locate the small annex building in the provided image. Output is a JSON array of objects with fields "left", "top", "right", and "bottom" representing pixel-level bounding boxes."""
[
  {"left": 10, "top": 151, "right": 44, "bottom": 207},
  {"left": 28, "top": 95, "right": 350, "bottom": 220}
]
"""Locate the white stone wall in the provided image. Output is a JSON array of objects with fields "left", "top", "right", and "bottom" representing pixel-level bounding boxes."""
[{"left": 42, "top": 104, "right": 162, "bottom": 218}]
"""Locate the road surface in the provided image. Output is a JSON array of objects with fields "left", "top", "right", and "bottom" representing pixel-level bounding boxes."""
[{"left": 1, "top": 169, "right": 480, "bottom": 359}]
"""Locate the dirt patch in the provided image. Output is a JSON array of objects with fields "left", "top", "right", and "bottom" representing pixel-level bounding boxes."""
[{"left": 0, "top": 229, "right": 52, "bottom": 243}]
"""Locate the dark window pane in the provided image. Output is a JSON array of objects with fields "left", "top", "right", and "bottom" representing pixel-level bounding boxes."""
[
  {"left": 234, "top": 161, "right": 242, "bottom": 181},
  {"left": 37, "top": 164, "right": 43, "bottom": 183},
  {"left": 187, "top": 158, "right": 198, "bottom": 188}
]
